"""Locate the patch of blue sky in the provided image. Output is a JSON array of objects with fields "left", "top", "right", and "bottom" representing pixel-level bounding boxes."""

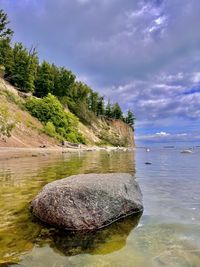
[{"left": 183, "top": 87, "right": 200, "bottom": 95}]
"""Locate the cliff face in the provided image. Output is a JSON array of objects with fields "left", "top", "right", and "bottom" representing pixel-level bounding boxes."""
[
  {"left": 107, "top": 119, "right": 134, "bottom": 147},
  {"left": 79, "top": 117, "right": 134, "bottom": 147},
  {"left": 0, "top": 78, "right": 134, "bottom": 148}
]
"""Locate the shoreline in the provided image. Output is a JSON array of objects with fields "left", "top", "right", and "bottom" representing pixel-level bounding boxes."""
[{"left": 0, "top": 146, "right": 135, "bottom": 160}]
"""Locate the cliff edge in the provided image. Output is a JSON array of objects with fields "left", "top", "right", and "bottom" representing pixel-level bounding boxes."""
[{"left": 0, "top": 78, "right": 134, "bottom": 148}]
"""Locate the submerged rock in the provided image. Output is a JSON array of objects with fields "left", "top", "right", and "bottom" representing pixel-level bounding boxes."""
[{"left": 31, "top": 173, "right": 143, "bottom": 231}]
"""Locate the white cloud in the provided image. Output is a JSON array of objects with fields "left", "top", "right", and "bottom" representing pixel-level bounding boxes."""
[
  {"left": 191, "top": 72, "right": 200, "bottom": 84},
  {"left": 103, "top": 69, "right": 200, "bottom": 136},
  {"left": 135, "top": 132, "right": 191, "bottom": 142},
  {"left": 155, "top": 16, "right": 166, "bottom": 26},
  {"left": 156, "top": 131, "right": 170, "bottom": 137}
]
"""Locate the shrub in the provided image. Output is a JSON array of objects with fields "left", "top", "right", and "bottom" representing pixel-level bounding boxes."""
[
  {"left": 60, "top": 96, "right": 96, "bottom": 125},
  {"left": 43, "top": 121, "right": 59, "bottom": 139},
  {"left": 25, "top": 93, "right": 86, "bottom": 143}
]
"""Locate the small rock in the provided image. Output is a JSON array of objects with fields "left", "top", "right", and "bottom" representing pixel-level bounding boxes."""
[{"left": 31, "top": 154, "right": 38, "bottom": 157}]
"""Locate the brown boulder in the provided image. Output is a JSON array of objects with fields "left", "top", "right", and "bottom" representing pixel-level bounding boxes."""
[{"left": 31, "top": 173, "right": 143, "bottom": 231}]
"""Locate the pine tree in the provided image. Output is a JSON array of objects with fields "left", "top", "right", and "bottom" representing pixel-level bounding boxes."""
[
  {"left": 53, "top": 67, "right": 75, "bottom": 97},
  {"left": 0, "top": 9, "right": 13, "bottom": 39},
  {"left": 0, "top": 38, "right": 13, "bottom": 77},
  {"left": 34, "top": 61, "right": 54, "bottom": 97},
  {"left": 97, "top": 96, "right": 104, "bottom": 116},
  {"left": 0, "top": 9, "right": 14, "bottom": 78},
  {"left": 10, "top": 43, "right": 38, "bottom": 92},
  {"left": 26, "top": 46, "right": 39, "bottom": 92},
  {"left": 125, "top": 109, "right": 135, "bottom": 127},
  {"left": 105, "top": 100, "right": 112, "bottom": 118},
  {"left": 111, "top": 102, "right": 122, "bottom": 119},
  {"left": 88, "top": 91, "right": 99, "bottom": 114},
  {"left": 51, "top": 64, "right": 60, "bottom": 95}
]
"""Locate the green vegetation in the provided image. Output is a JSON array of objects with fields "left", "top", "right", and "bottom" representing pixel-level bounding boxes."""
[
  {"left": 0, "top": 89, "right": 23, "bottom": 107},
  {"left": 0, "top": 104, "right": 16, "bottom": 137},
  {"left": 25, "top": 94, "right": 86, "bottom": 143},
  {"left": 0, "top": 9, "right": 13, "bottom": 39},
  {"left": 125, "top": 110, "right": 136, "bottom": 129},
  {"left": 0, "top": 9, "right": 135, "bottom": 144}
]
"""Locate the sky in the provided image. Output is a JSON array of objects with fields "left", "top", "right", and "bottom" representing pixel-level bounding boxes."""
[{"left": 1, "top": 0, "right": 200, "bottom": 145}]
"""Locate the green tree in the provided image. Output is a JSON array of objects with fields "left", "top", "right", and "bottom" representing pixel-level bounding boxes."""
[
  {"left": 125, "top": 109, "right": 135, "bottom": 127},
  {"left": 0, "top": 38, "right": 13, "bottom": 77},
  {"left": 34, "top": 61, "right": 54, "bottom": 97},
  {"left": 11, "top": 43, "right": 38, "bottom": 92},
  {"left": 53, "top": 66, "right": 76, "bottom": 97},
  {"left": 51, "top": 64, "right": 60, "bottom": 94},
  {"left": 64, "top": 82, "right": 92, "bottom": 123},
  {"left": 111, "top": 102, "right": 123, "bottom": 119},
  {"left": 69, "top": 82, "right": 90, "bottom": 101},
  {"left": 0, "top": 9, "right": 13, "bottom": 39},
  {"left": 0, "top": 9, "right": 128, "bottom": 131},
  {"left": 97, "top": 96, "right": 104, "bottom": 116},
  {"left": 0, "top": 9, "right": 14, "bottom": 78},
  {"left": 105, "top": 99, "right": 112, "bottom": 118},
  {"left": 88, "top": 91, "right": 99, "bottom": 114}
]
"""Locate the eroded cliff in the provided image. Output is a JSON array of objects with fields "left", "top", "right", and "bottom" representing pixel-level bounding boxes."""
[{"left": 0, "top": 78, "right": 134, "bottom": 148}]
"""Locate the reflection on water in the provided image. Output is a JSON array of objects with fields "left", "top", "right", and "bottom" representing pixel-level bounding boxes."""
[
  {"left": 0, "top": 148, "right": 200, "bottom": 266},
  {"left": 36, "top": 212, "right": 142, "bottom": 257},
  {"left": 0, "top": 151, "right": 135, "bottom": 265}
]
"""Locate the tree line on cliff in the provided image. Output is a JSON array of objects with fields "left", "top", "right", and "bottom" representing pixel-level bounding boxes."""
[{"left": 0, "top": 9, "right": 135, "bottom": 129}]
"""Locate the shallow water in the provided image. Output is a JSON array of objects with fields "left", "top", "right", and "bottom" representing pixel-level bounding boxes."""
[{"left": 0, "top": 148, "right": 200, "bottom": 267}]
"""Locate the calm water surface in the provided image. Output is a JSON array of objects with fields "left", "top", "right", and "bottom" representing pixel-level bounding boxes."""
[{"left": 0, "top": 148, "right": 200, "bottom": 267}]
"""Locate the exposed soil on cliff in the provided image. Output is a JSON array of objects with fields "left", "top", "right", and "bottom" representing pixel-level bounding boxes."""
[{"left": 0, "top": 78, "right": 134, "bottom": 149}]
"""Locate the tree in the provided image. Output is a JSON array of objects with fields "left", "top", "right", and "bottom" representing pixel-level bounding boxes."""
[
  {"left": 111, "top": 102, "right": 122, "bottom": 119},
  {"left": 97, "top": 96, "right": 104, "bottom": 116},
  {"left": 0, "top": 38, "right": 13, "bottom": 77},
  {"left": 125, "top": 109, "right": 135, "bottom": 127},
  {"left": 34, "top": 61, "right": 54, "bottom": 97},
  {"left": 0, "top": 9, "right": 13, "bottom": 39},
  {"left": 51, "top": 64, "right": 60, "bottom": 95},
  {"left": 10, "top": 43, "right": 38, "bottom": 92},
  {"left": 69, "top": 82, "right": 90, "bottom": 101},
  {"left": 88, "top": 91, "right": 99, "bottom": 114},
  {"left": 105, "top": 99, "right": 112, "bottom": 118},
  {"left": 0, "top": 10, "right": 129, "bottom": 130},
  {"left": 26, "top": 46, "right": 39, "bottom": 92},
  {"left": 53, "top": 66, "right": 76, "bottom": 97},
  {"left": 0, "top": 9, "right": 14, "bottom": 78}
]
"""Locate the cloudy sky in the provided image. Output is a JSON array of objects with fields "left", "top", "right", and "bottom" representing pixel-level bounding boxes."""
[{"left": 1, "top": 0, "right": 200, "bottom": 144}]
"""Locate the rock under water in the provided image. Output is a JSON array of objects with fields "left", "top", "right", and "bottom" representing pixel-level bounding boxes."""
[{"left": 31, "top": 173, "right": 143, "bottom": 231}]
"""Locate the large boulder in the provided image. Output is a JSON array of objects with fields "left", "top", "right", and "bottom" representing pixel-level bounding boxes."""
[{"left": 31, "top": 173, "right": 143, "bottom": 231}]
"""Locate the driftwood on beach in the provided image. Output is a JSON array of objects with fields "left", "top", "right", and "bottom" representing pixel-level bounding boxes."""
[{"left": 61, "top": 141, "right": 81, "bottom": 148}]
